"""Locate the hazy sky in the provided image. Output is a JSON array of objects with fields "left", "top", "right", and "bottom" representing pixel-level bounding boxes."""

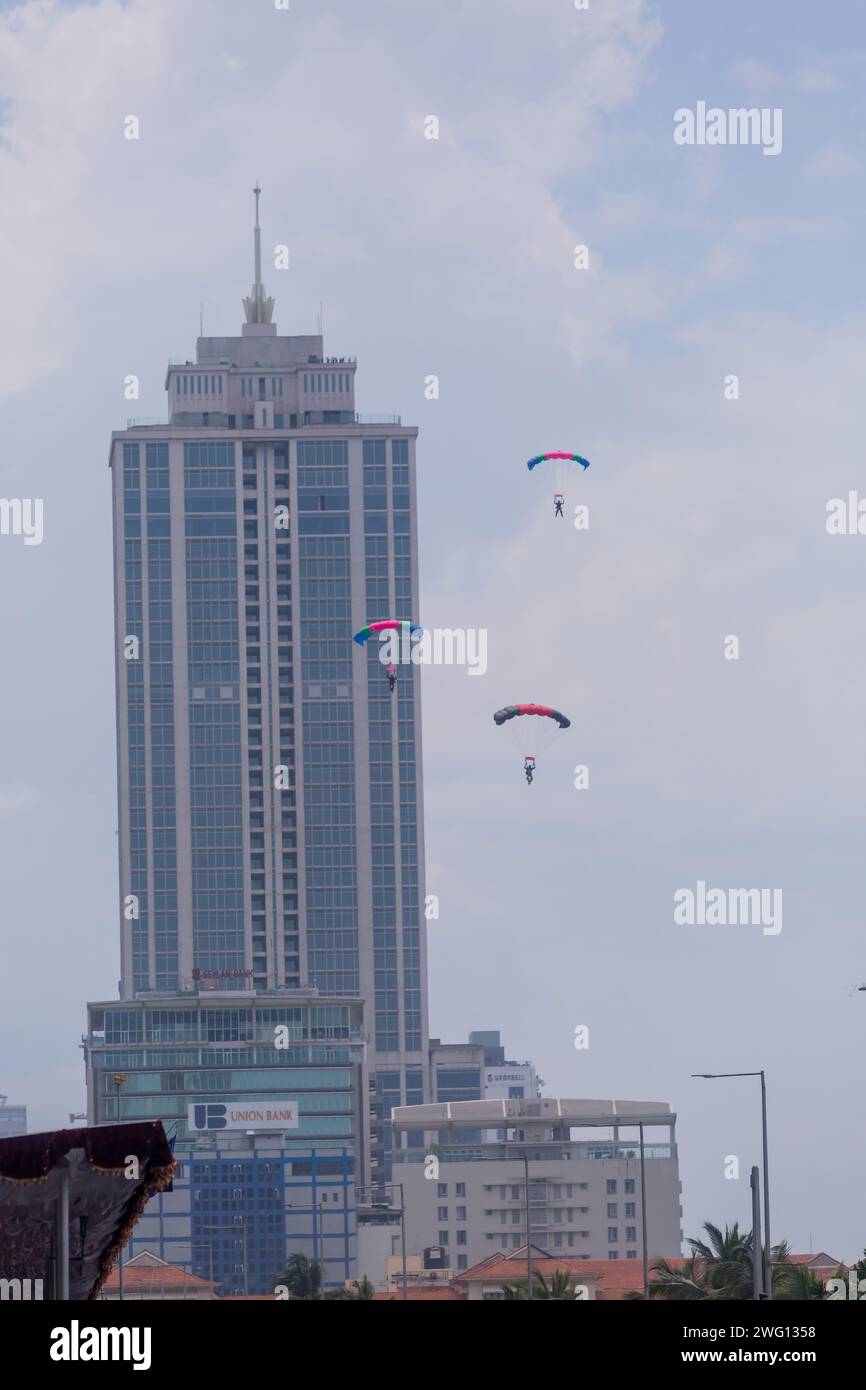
[{"left": 1, "top": 0, "right": 865, "bottom": 1260}]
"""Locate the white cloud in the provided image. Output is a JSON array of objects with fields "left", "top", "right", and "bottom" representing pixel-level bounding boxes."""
[
  {"left": 0, "top": 0, "right": 662, "bottom": 397},
  {"left": 805, "top": 147, "right": 861, "bottom": 179}
]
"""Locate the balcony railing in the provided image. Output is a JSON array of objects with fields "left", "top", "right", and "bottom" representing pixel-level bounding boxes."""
[{"left": 126, "top": 413, "right": 402, "bottom": 430}]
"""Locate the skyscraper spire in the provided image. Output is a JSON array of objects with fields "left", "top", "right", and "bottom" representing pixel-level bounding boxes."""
[{"left": 243, "top": 182, "right": 275, "bottom": 324}]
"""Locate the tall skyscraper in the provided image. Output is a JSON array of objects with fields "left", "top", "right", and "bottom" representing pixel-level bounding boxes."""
[{"left": 106, "top": 189, "right": 429, "bottom": 1178}]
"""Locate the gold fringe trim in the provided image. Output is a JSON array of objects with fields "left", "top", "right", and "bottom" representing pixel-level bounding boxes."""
[{"left": 88, "top": 1161, "right": 177, "bottom": 1300}]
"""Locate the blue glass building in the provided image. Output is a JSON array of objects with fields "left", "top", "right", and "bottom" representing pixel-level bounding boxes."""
[{"left": 97, "top": 190, "right": 430, "bottom": 1197}]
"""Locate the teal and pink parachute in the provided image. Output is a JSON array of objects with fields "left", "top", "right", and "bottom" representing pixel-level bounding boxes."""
[
  {"left": 527, "top": 451, "right": 590, "bottom": 472},
  {"left": 353, "top": 619, "right": 423, "bottom": 646}
]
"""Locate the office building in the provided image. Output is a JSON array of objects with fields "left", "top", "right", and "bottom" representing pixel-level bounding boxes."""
[
  {"left": 126, "top": 1135, "right": 355, "bottom": 1295},
  {"left": 98, "top": 187, "right": 429, "bottom": 1183},
  {"left": 391, "top": 1096, "right": 683, "bottom": 1275},
  {"left": 84, "top": 990, "right": 365, "bottom": 1292}
]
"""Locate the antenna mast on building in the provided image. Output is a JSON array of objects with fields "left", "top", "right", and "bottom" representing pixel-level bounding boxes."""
[{"left": 242, "top": 182, "right": 275, "bottom": 325}]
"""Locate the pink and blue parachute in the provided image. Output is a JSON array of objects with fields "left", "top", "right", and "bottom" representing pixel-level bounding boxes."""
[
  {"left": 527, "top": 451, "right": 590, "bottom": 472},
  {"left": 353, "top": 619, "right": 423, "bottom": 646}
]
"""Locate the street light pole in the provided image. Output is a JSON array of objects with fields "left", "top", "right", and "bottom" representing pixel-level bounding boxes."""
[
  {"left": 749, "top": 1167, "right": 763, "bottom": 1300},
  {"left": 524, "top": 1154, "right": 533, "bottom": 1300},
  {"left": 397, "top": 1183, "right": 407, "bottom": 1301},
  {"left": 638, "top": 1123, "right": 649, "bottom": 1299},
  {"left": 320, "top": 1196, "right": 327, "bottom": 1301},
  {"left": 692, "top": 1071, "right": 772, "bottom": 1298},
  {"left": 759, "top": 1070, "right": 771, "bottom": 1298}
]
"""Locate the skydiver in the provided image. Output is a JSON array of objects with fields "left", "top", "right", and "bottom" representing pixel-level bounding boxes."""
[
  {"left": 524, "top": 756, "right": 535, "bottom": 785},
  {"left": 554, "top": 494, "right": 565, "bottom": 518},
  {"left": 387, "top": 666, "right": 397, "bottom": 693}
]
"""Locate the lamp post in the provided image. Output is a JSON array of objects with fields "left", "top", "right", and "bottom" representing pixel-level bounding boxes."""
[
  {"left": 396, "top": 1183, "right": 407, "bottom": 1301},
  {"left": 523, "top": 1155, "right": 533, "bottom": 1300},
  {"left": 638, "top": 1123, "right": 649, "bottom": 1299},
  {"left": 692, "top": 1071, "right": 771, "bottom": 1297}
]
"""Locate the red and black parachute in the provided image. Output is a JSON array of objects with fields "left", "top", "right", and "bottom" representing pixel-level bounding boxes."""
[{"left": 493, "top": 703, "right": 571, "bottom": 729}]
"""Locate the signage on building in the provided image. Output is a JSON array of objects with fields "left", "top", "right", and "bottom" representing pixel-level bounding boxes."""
[
  {"left": 187, "top": 1101, "right": 299, "bottom": 1132},
  {"left": 191, "top": 968, "right": 253, "bottom": 981}
]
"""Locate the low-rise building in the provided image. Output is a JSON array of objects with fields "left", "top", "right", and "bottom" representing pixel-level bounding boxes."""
[
  {"left": 456, "top": 1245, "right": 653, "bottom": 1299},
  {"left": 392, "top": 1096, "right": 683, "bottom": 1275}
]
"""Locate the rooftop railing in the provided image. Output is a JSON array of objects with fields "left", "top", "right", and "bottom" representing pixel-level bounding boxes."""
[{"left": 125, "top": 413, "right": 403, "bottom": 429}]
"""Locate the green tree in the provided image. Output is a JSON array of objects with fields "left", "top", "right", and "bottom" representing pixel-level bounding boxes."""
[
  {"left": 501, "top": 1282, "right": 528, "bottom": 1300},
  {"left": 500, "top": 1270, "right": 580, "bottom": 1300},
  {"left": 274, "top": 1252, "right": 322, "bottom": 1300},
  {"left": 648, "top": 1254, "right": 714, "bottom": 1301},
  {"left": 534, "top": 1270, "right": 580, "bottom": 1300},
  {"left": 650, "top": 1223, "right": 793, "bottom": 1301},
  {"left": 773, "top": 1264, "right": 829, "bottom": 1301}
]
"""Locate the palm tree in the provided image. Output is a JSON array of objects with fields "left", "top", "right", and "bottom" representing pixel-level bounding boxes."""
[
  {"left": 650, "top": 1223, "right": 794, "bottom": 1300},
  {"left": 500, "top": 1270, "right": 579, "bottom": 1300},
  {"left": 773, "top": 1264, "right": 828, "bottom": 1301},
  {"left": 274, "top": 1252, "right": 322, "bottom": 1300},
  {"left": 534, "top": 1270, "right": 579, "bottom": 1300},
  {"left": 688, "top": 1222, "right": 756, "bottom": 1300},
  {"left": 648, "top": 1254, "right": 714, "bottom": 1301}
]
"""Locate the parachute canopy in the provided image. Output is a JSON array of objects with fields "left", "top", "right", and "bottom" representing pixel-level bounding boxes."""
[
  {"left": 493, "top": 703, "right": 571, "bottom": 729},
  {"left": 527, "top": 452, "right": 590, "bottom": 472},
  {"left": 354, "top": 619, "right": 423, "bottom": 646}
]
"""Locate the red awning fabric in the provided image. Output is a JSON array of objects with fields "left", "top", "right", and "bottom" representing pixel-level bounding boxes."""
[{"left": 0, "top": 1122, "right": 175, "bottom": 1300}]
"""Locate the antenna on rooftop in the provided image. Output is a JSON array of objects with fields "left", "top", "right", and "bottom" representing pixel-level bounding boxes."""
[{"left": 242, "top": 182, "right": 275, "bottom": 325}]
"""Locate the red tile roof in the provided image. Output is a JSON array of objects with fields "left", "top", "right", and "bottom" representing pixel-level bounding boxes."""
[
  {"left": 103, "top": 1252, "right": 217, "bottom": 1294},
  {"left": 457, "top": 1247, "right": 687, "bottom": 1299},
  {"left": 787, "top": 1253, "right": 845, "bottom": 1269}
]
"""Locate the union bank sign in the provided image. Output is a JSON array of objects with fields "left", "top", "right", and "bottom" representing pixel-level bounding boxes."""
[{"left": 188, "top": 1101, "right": 299, "bottom": 1132}]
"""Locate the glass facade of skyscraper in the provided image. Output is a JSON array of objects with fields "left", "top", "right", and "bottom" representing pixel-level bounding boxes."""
[{"left": 102, "top": 241, "right": 429, "bottom": 1184}]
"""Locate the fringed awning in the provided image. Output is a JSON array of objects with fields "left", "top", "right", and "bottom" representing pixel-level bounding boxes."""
[{"left": 0, "top": 1122, "right": 175, "bottom": 1300}]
